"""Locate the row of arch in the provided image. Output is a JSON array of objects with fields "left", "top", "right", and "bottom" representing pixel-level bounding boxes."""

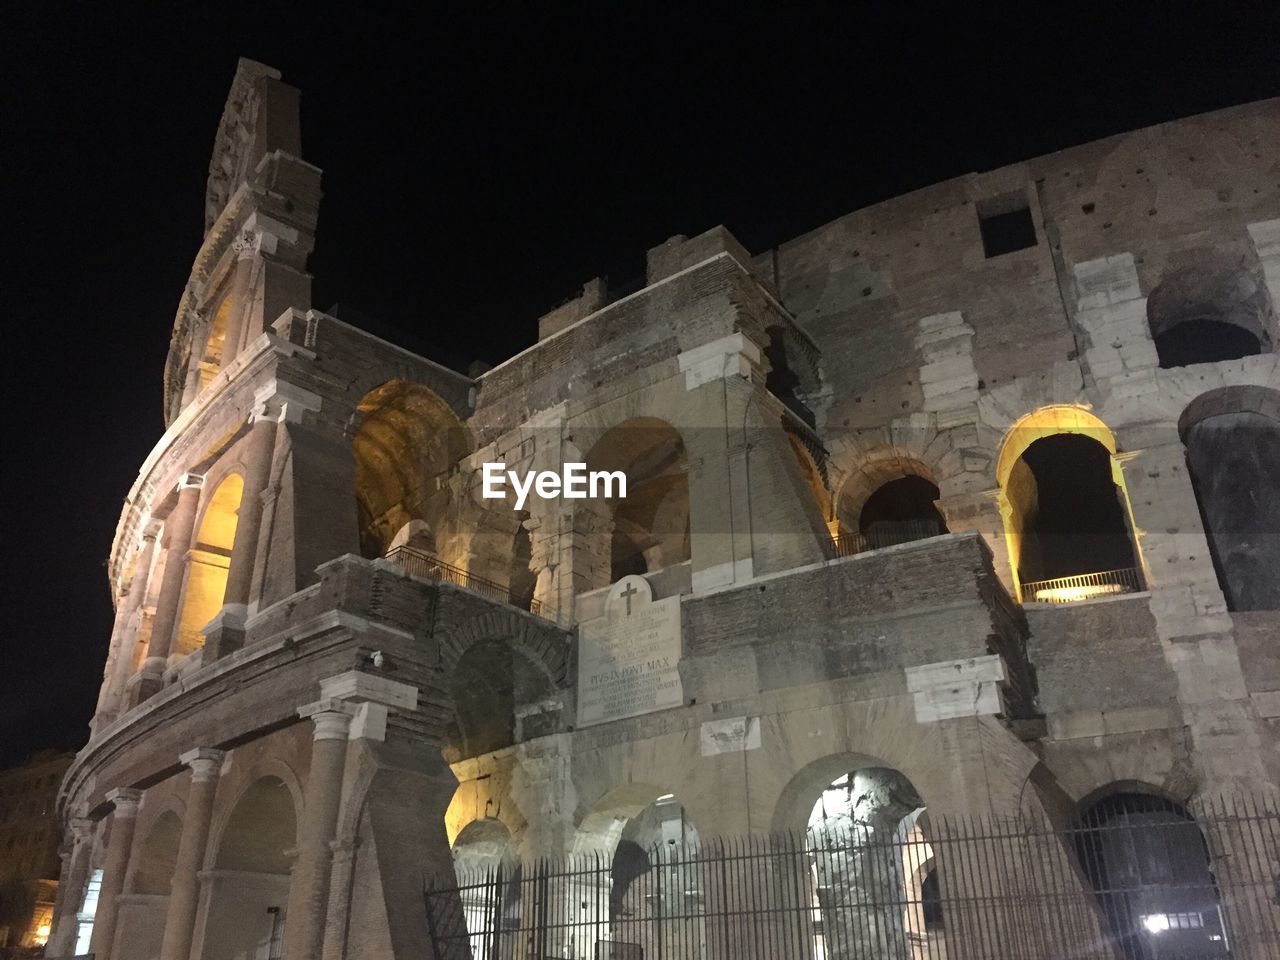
[
  {"left": 354, "top": 375, "right": 1277, "bottom": 618},
  {"left": 450, "top": 764, "right": 1228, "bottom": 960},
  {"left": 79, "top": 774, "right": 296, "bottom": 960},
  {"left": 152, "top": 380, "right": 1276, "bottom": 683}
]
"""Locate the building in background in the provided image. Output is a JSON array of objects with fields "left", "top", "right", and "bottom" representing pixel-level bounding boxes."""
[
  {"left": 0, "top": 751, "right": 74, "bottom": 955},
  {"left": 47, "top": 59, "right": 1279, "bottom": 960}
]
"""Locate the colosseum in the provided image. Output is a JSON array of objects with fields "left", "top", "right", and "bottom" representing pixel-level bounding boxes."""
[{"left": 49, "top": 58, "right": 1278, "bottom": 960}]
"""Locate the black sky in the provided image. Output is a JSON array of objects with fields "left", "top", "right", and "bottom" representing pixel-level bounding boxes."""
[{"left": 3, "top": 3, "right": 1278, "bottom": 767}]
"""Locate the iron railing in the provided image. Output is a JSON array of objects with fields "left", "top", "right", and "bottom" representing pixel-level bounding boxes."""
[
  {"left": 1021, "top": 567, "right": 1143, "bottom": 605},
  {"left": 384, "top": 545, "right": 543, "bottom": 618},
  {"left": 832, "top": 520, "right": 947, "bottom": 558},
  {"left": 426, "top": 796, "right": 1280, "bottom": 960}
]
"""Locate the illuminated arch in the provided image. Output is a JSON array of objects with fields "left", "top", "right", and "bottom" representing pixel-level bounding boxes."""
[
  {"left": 995, "top": 406, "right": 1117, "bottom": 490},
  {"left": 996, "top": 407, "right": 1142, "bottom": 602},
  {"left": 352, "top": 380, "right": 473, "bottom": 563},
  {"left": 173, "top": 473, "right": 242, "bottom": 655},
  {"left": 583, "top": 417, "right": 690, "bottom": 585},
  {"left": 203, "top": 295, "right": 233, "bottom": 374},
  {"left": 569, "top": 783, "right": 703, "bottom": 958}
]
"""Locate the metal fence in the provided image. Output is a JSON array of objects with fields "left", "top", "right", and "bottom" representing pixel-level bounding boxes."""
[
  {"left": 426, "top": 796, "right": 1280, "bottom": 960},
  {"left": 832, "top": 520, "right": 947, "bottom": 558},
  {"left": 384, "top": 545, "right": 544, "bottom": 617},
  {"left": 1021, "top": 566, "right": 1144, "bottom": 604}
]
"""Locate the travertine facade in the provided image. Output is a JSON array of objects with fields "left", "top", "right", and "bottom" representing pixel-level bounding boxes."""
[{"left": 51, "top": 59, "right": 1278, "bottom": 960}]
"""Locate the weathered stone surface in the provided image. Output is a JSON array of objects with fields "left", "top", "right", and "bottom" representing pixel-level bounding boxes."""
[{"left": 53, "top": 60, "right": 1280, "bottom": 960}]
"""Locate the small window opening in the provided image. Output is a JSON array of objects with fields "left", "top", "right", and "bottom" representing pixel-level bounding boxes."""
[{"left": 977, "top": 194, "right": 1037, "bottom": 258}]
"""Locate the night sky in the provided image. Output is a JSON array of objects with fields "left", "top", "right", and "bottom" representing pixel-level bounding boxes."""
[{"left": 4, "top": 4, "right": 1278, "bottom": 768}]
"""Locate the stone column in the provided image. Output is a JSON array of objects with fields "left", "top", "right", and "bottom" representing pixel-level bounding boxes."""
[
  {"left": 319, "top": 838, "right": 359, "bottom": 960},
  {"left": 159, "top": 749, "right": 225, "bottom": 960},
  {"left": 220, "top": 233, "right": 259, "bottom": 370},
  {"left": 89, "top": 788, "right": 143, "bottom": 959},
  {"left": 47, "top": 817, "right": 94, "bottom": 957},
  {"left": 678, "top": 334, "right": 762, "bottom": 593},
  {"left": 99, "top": 523, "right": 160, "bottom": 723},
  {"left": 148, "top": 475, "right": 206, "bottom": 669},
  {"left": 223, "top": 399, "right": 281, "bottom": 609},
  {"left": 284, "top": 701, "right": 355, "bottom": 960}
]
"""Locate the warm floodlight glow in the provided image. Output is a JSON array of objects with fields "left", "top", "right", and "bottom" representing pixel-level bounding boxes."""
[
  {"left": 34, "top": 924, "right": 51, "bottom": 945},
  {"left": 1031, "top": 583, "right": 1125, "bottom": 604}
]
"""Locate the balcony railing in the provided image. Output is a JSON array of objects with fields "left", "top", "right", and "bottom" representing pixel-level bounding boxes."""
[
  {"left": 384, "top": 545, "right": 544, "bottom": 618},
  {"left": 1021, "top": 567, "right": 1143, "bottom": 604},
  {"left": 832, "top": 520, "right": 946, "bottom": 558}
]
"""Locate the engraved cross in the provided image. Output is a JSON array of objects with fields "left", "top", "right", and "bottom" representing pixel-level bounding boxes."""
[{"left": 621, "top": 582, "right": 639, "bottom": 616}]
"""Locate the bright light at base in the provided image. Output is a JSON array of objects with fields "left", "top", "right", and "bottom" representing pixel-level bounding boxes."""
[
  {"left": 1142, "top": 913, "right": 1170, "bottom": 934},
  {"left": 1033, "top": 583, "right": 1124, "bottom": 603}
]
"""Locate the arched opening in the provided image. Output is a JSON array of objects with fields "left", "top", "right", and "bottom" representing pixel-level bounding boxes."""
[
  {"left": 509, "top": 516, "right": 537, "bottom": 612},
  {"left": 835, "top": 455, "right": 948, "bottom": 556},
  {"left": 117, "top": 810, "right": 182, "bottom": 960},
  {"left": 443, "top": 639, "right": 560, "bottom": 763},
  {"left": 1073, "top": 791, "right": 1227, "bottom": 960},
  {"left": 859, "top": 476, "right": 946, "bottom": 548},
  {"left": 997, "top": 408, "right": 1141, "bottom": 603},
  {"left": 352, "top": 380, "right": 471, "bottom": 565},
  {"left": 452, "top": 819, "right": 521, "bottom": 960},
  {"left": 1180, "top": 388, "right": 1280, "bottom": 611},
  {"left": 130, "top": 810, "right": 182, "bottom": 895},
  {"left": 1146, "top": 265, "right": 1273, "bottom": 369},
  {"left": 174, "top": 473, "right": 242, "bottom": 656},
  {"left": 803, "top": 766, "right": 933, "bottom": 960},
  {"left": 201, "top": 776, "right": 296, "bottom": 960},
  {"left": 584, "top": 419, "right": 690, "bottom": 586},
  {"left": 197, "top": 294, "right": 233, "bottom": 393},
  {"left": 388, "top": 517, "right": 437, "bottom": 554},
  {"left": 572, "top": 784, "right": 703, "bottom": 958}
]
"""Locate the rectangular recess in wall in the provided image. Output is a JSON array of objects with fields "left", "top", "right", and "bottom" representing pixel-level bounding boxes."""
[{"left": 977, "top": 192, "right": 1037, "bottom": 258}]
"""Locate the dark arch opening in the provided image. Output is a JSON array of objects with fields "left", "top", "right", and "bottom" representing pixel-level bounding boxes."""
[
  {"left": 1182, "top": 400, "right": 1280, "bottom": 611},
  {"left": 859, "top": 476, "right": 947, "bottom": 548},
  {"left": 1146, "top": 265, "right": 1274, "bottom": 370},
  {"left": 1011, "top": 434, "right": 1136, "bottom": 584},
  {"left": 1154, "top": 320, "right": 1262, "bottom": 369},
  {"left": 1073, "top": 792, "right": 1227, "bottom": 960}
]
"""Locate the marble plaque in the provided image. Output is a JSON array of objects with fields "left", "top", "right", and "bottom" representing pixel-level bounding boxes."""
[
  {"left": 577, "top": 575, "right": 683, "bottom": 726},
  {"left": 700, "top": 716, "right": 761, "bottom": 756}
]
